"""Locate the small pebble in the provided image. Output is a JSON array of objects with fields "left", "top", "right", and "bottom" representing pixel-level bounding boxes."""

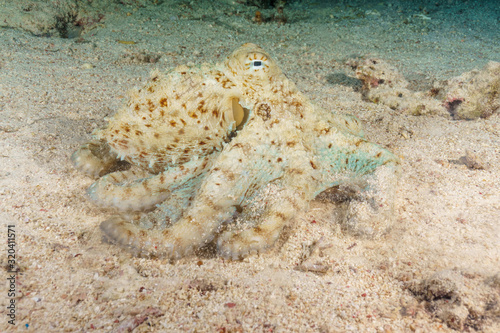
[
  {"left": 82, "top": 63, "right": 94, "bottom": 69},
  {"left": 462, "top": 149, "right": 486, "bottom": 170}
]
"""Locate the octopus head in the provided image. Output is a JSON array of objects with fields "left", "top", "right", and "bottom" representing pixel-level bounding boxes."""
[{"left": 224, "top": 43, "right": 282, "bottom": 90}]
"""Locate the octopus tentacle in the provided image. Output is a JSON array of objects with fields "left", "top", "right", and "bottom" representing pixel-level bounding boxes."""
[
  {"left": 71, "top": 140, "right": 122, "bottom": 177},
  {"left": 217, "top": 186, "right": 306, "bottom": 260},
  {"left": 342, "top": 163, "right": 400, "bottom": 237},
  {"left": 100, "top": 195, "right": 236, "bottom": 259},
  {"left": 99, "top": 146, "right": 278, "bottom": 258},
  {"left": 88, "top": 156, "right": 211, "bottom": 212}
]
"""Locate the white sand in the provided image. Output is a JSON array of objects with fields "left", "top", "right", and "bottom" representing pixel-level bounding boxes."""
[{"left": 0, "top": 1, "right": 499, "bottom": 332}]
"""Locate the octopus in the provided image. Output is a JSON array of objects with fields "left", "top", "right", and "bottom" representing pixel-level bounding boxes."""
[{"left": 72, "top": 43, "right": 400, "bottom": 260}]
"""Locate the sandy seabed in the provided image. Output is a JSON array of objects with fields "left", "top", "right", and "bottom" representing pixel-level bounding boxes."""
[{"left": 0, "top": 0, "right": 499, "bottom": 332}]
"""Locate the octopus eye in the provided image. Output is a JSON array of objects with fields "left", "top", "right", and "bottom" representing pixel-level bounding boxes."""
[
  {"left": 252, "top": 60, "right": 263, "bottom": 68},
  {"left": 245, "top": 54, "right": 269, "bottom": 72}
]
